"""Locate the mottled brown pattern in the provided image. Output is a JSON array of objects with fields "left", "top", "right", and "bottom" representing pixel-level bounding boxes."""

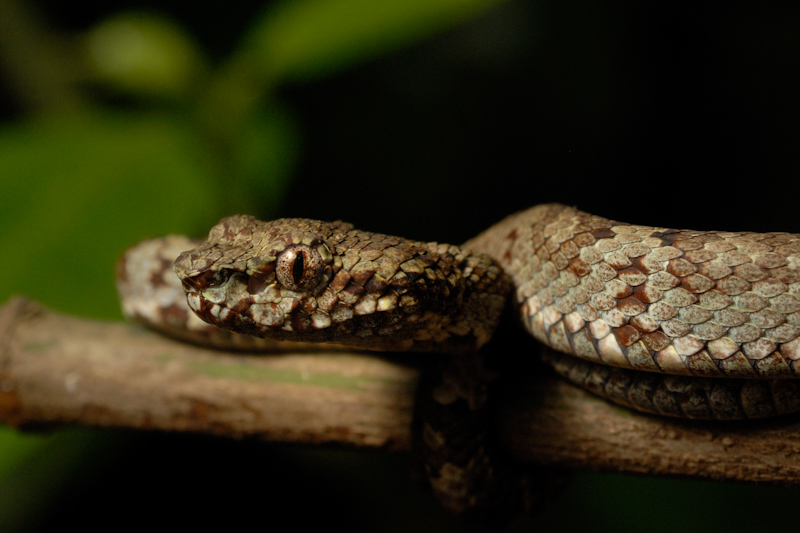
[
  {"left": 117, "top": 205, "right": 800, "bottom": 524},
  {"left": 466, "top": 204, "right": 800, "bottom": 379},
  {"left": 120, "top": 206, "right": 800, "bottom": 420},
  {"left": 123, "top": 216, "right": 519, "bottom": 522},
  {"left": 542, "top": 347, "right": 800, "bottom": 419},
  {"left": 465, "top": 203, "right": 800, "bottom": 419},
  {"left": 172, "top": 215, "right": 511, "bottom": 354},
  {"left": 116, "top": 236, "right": 337, "bottom": 352}
]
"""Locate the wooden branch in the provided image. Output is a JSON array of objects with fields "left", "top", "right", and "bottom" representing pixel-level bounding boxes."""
[
  {"left": 2, "top": 296, "right": 800, "bottom": 487},
  {"left": 496, "top": 364, "right": 800, "bottom": 487},
  {"left": 0, "top": 297, "right": 418, "bottom": 450}
]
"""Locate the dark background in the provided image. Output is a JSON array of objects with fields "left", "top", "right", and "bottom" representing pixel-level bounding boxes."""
[{"left": 288, "top": 2, "right": 800, "bottom": 240}]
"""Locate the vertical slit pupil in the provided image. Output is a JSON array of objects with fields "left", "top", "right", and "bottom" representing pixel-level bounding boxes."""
[{"left": 292, "top": 253, "right": 305, "bottom": 284}]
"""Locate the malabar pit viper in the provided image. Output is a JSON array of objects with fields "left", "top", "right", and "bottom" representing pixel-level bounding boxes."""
[{"left": 117, "top": 203, "right": 800, "bottom": 523}]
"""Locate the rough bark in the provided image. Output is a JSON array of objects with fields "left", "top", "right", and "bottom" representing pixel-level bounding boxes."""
[{"left": 2, "top": 296, "right": 800, "bottom": 487}]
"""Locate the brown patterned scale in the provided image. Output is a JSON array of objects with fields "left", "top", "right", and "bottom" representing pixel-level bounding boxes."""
[
  {"left": 117, "top": 235, "right": 348, "bottom": 352},
  {"left": 118, "top": 206, "right": 800, "bottom": 420},
  {"left": 465, "top": 203, "right": 800, "bottom": 418},
  {"left": 116, "top": 204, "right": 800, "bottom": 522},
  {"left": 170, "top": 215, "right": 511, "bottom": 354},
  {"left": 117, "top": 217, "right": 523, "bottom": 522}
]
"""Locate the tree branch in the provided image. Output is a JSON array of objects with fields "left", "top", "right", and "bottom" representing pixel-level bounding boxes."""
[
  {"left": 0, "top": 297, "right": 417, "bottom": 450},
  {"left": 2, "top": 296, "right": 800, "bottom": 487}
]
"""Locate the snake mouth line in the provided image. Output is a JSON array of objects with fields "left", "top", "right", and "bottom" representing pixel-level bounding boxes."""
[{"left": 186, "top": 286, "right": 331, "bottom": 336}]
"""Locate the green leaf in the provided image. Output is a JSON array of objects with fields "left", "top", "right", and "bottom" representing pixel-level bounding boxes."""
[
  {"left": 0, "top": 111, "right": 220, "bottom": 319},
  {"left": 85, "top": 12, "right": 206, "bottom": 100},
  {"left": 241, "top": 0, "right": 505, "bottom": 83}
]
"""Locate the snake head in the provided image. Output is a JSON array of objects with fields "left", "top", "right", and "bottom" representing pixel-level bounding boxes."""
[
  {"left": 173, "top": 214, "right": 509, "bottom": 352},
  {"left": 173, "top": 215, "right": 350, "bottom": 338}
]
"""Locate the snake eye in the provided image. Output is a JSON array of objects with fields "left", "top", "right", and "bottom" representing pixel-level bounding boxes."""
[{"left": 276, "top": 244, "right": 323, "bottom": 291}]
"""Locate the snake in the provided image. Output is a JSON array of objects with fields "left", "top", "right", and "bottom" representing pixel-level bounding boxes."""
[{"left": 116, "top": 203, "right": 800, "bottom": 522}]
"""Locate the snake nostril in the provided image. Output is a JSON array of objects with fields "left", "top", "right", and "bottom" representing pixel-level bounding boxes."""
[{"left": 186, "top": 269, "right": 231, "bottom": 290}]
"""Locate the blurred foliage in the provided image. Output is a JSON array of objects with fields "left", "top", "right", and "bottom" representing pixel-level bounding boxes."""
[
  {"left": 86, "top": 14, "right": 205, "bottom": 99},
  {"left": 240, "top": 0, "right": 499, "bottom": 82},
  {"left": 0, "top": 112, "right": 218, "bottom": 317}
]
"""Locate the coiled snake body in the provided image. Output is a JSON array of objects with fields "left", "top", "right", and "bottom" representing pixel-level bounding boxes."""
[{"left": 117, "top": 203, "right": 800, "bottom": 521}]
